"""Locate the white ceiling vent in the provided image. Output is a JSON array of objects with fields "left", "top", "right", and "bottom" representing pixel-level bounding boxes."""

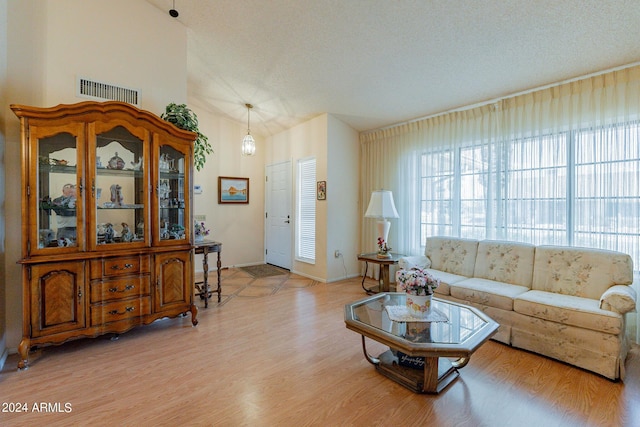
[{"left": 77, "top": 77, "right": 140, "bottom": 106}]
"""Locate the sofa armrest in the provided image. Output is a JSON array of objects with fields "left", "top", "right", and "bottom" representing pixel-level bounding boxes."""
[
  {"left": 398, "top": 255, "right": 431, "bottom": 270},
  {"left": 599, "top": 285, "right": 637, "bottom": 314}
]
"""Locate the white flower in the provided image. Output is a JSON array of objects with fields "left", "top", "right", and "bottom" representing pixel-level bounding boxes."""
[{"left": 396, "top": 268, "right": 439, "bottom": 296}]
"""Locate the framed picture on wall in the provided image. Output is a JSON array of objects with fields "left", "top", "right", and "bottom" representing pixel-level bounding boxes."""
[
  {"left": 317, "top": 180, "right": 326, "bottom": 200},
  {"left": 218, "top": 176, "right": 249, "bottom": 204}
]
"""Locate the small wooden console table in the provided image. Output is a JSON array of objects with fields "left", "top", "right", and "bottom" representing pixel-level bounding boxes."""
[
  {"left": 357, "top": 252, "right": 405, "bottom": 294},
  {"left": 194, "top": 240, "right": 222, "bottom": 308}
]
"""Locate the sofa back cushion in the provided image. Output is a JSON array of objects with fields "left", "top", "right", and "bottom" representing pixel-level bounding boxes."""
[
  {"left": 473, "top": 240, "right": 535, "bottom": 288},
  {"left": 425, "top": 237, "right": 479, "bottom": 277},
  {"left": 532, "top": 246, "right": 634, "bottom": 299}
]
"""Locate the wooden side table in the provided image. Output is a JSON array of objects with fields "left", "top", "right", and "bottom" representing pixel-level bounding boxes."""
[
  {"left": 194, "top": 240, "right": 222, "bottom": 308},
  {"left": 357, "top": 252, "right": 405, "bottom": 294}
]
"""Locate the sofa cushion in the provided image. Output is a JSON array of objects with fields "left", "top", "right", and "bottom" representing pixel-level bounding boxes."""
[
  {"left": 449, "top": 278, "right": 529, "bottom": 311},
  {"left": 514, "top": 290, "right": 622, "bottom": 334},
  {"left": 473, "top": 240, "right": 535, "bottom": 288},
  {"left": 532, "top": 246, "right": 633, "bottom": 300},
  {"left": 425, "top": 237, "right": 479, "bottom": 277},
  {"left": 424, "top": 269, "right": 469, "bottom": 296}
]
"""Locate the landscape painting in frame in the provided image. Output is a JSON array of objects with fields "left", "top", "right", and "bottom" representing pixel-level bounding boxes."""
[{"left": 218, "top": 176, "right": 249, "bottom": 204}]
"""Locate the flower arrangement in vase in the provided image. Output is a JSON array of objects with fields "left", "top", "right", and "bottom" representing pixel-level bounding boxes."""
[
  {"left": 377, "top": 237, "right": 391, "bottom": 258},
  {"left": 396, "top": 268, "right": 440, "bottom": 317},
  {"left": 194, "top": 221, "right": 210, "bottom": 242}
]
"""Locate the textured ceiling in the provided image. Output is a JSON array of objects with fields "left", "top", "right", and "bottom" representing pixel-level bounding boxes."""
[{"left": 145, "top": 0, "right": 640, "bottom": 136}]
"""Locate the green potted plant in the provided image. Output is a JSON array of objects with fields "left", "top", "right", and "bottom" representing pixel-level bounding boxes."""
[{"left": 161, "top": 103, "right": 212, "bottom": 171}]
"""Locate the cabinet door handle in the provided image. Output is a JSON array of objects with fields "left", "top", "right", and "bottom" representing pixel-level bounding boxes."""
[
  {"left": 108, "top": 284, "right": 135, "bottom": 293},
  {"left": 78, "top": 289, "right": 82, "bottom": 299},
  {"left": 111, "top": 263, "right": 133, "bottom": 270},
  {"left": 108, "top": 307, "right": 135, "bottom": 315}
]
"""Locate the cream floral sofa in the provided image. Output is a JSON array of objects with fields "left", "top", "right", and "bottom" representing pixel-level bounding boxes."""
[{"left": 398, "top": 236, "right": 637, "bottom": 380}]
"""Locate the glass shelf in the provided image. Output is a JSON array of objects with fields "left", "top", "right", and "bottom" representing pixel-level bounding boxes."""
[
  {"left": 98, "top": 204, "right": 144, "bottom": 209},
  {"left": 96, "top": 167, "right": 144, "bottom": 177},
  {"left": 38, "top": 164, "right": 77, "bottom": 174}
]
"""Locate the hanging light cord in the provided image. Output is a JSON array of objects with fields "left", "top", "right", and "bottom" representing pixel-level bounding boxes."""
[{"left": 246, "top": 104, "right": 253, "bottom": 134}]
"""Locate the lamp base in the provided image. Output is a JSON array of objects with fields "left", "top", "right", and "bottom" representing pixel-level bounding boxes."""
[
  {"left": 377, "top": 219, "right": 391, "bottom": 244},
  {"left": 377, "top": 252, "right": 392, "bottom": 259}
]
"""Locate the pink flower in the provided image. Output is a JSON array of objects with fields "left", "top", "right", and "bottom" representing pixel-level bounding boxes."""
[
  {"left": 377, "top": 237, "right": 390, "bottom": 252},
  {"left": 396, "top": 268, "right": 440, "bottom": 296}
]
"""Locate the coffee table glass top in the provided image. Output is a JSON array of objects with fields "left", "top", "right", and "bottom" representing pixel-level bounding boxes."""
[{"left": 345, "top": 293, "right": 496, "bottom": 348}]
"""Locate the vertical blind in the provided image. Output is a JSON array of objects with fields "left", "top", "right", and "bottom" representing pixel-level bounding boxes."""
[
  {"left": 360, "top": 65, "right": 640, "bottom": 343},
  {"left": 297, "top": 157, "right": 316, "bottom": 263}
]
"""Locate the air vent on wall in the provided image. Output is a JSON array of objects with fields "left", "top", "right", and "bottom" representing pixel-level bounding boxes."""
[{"left": 77, "top": 77, "right": 140, "bottom": 105}]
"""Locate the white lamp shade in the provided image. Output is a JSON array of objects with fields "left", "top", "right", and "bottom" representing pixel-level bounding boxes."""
[
  {"left": 365, "top": 190, "right": 399, "bottom": 219},
  {"left": 242, "top": 133, "right": 256, "bottom": 156}
]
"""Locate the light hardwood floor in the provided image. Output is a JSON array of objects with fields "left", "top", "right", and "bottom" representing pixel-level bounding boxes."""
[{"left": 1, "top": 268, "right": 638, "bottom": 426}]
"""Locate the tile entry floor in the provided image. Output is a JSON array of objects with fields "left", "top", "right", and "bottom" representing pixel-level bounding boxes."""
[{"left": 195, "top": 267, "right": 320, "bottom": 306}]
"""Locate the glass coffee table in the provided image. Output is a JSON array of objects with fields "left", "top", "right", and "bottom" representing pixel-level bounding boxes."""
[{"left": 344, "top": 293, "right": 499, "bottom": 394}]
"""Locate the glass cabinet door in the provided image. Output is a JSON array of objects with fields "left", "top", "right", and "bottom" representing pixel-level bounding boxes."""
[
  {"left": 89, "top": 123, "right": 148, "bottom": 250},
  {"left": 31, "top": 123, "right": 85, "bottom": 254},
  {"left": 154, "top": 136, "right": 190, "bottom": 244}
]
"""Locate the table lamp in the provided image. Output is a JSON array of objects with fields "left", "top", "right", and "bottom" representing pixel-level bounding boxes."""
[{"left": 365, "top": 190, "right": 399, "bottom": 254}]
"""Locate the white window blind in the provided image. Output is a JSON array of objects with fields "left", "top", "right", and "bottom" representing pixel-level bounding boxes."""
[
  {"left": 419, "top": 122, "right": 640, "bottom": 260},
  {"left": 297, "top": 157, "right": 316, "bottom": 263}
]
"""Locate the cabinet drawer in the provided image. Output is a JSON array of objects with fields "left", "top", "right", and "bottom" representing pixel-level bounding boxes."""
[
  {"left": 91, "top": 255, "right": 150, "bottom": 279},
  {"left": 90, "top": 296, "right": 151, "bottom": 326},
  {"left": 90, "top": 276, "right": 150, "bottom": 303}
]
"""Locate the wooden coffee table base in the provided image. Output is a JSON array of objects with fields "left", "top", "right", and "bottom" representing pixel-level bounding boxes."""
[
  {"left": 376, "top": 350, "right": 459, "bottom": 394},
  {"left": 346, "top": 294, "right": 498, "bottom": 395}
]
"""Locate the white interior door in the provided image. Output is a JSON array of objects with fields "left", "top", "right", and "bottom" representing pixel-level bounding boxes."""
[{"left": 265, "top": 161, "right": 292, "bottom": 269}]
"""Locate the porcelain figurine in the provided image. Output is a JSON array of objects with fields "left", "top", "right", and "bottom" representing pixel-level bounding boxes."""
[
  {"left": 131, "top": 156, "right": 143, "bottom": 171},
  {"left": 107, "top": 152, "right": 125, "bottom": 170},
  {"left": 110, "top": 184, "right": 124, "bottom": 206},
  {"left": 121, "top": 222, "right": 134, "bottom": 242},
  {"left": 104, "top": 223, "right": 114, "bottom": 243}
]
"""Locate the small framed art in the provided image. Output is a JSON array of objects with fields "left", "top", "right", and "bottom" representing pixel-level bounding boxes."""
[
  {"left": 218, "top": 176, "right": 249, "bottom": 204},
  {"left": 317, "top": 180, "right": 326, "bottom": 200}
]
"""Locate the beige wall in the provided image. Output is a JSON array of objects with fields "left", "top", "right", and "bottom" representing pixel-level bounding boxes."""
[
  {"left": 42, "top": 0, "right": 187, "bottom": 111},
  {"left": 190, "top": 104, "right": 266, "bottom": 270},
  {"left": 265, "top": 114, "right": 360, "bottom": 282},
  {"left": 326, "top": 115, "right": 360, "bottom": 282},
  {"left": 0, "top": 0, "right": 7, "bottom": 365}
]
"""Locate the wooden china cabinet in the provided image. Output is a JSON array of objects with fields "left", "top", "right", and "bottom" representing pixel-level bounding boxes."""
[{"left": 11, "top": 101, "right": 198, "bottom": 369}]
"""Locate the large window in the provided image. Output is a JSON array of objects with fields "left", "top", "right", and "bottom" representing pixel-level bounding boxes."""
[
  {"left": 420, "top": 122, "right": 640, "bottom": 266},
  {"left": 296, "top": 157, "right": 316, "bottom": 263}
]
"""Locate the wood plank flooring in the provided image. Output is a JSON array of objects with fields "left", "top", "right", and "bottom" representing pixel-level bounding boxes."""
[{"left": 1, "top": 268, "right": 638, "bottom": 426}]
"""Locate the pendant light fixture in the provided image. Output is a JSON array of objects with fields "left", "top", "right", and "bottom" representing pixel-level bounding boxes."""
[{"left": 242, "top": 103, "right": 256, "bottom": 156}]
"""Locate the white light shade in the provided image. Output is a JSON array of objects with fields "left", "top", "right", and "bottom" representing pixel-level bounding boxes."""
[
  {"left": 365, "top": 190, "right": 399, "bottom": 246},
  {"left": 242, "top": 103, "right": 256, "bottom": 156},
  {"left": 365, "top": 190, "right": 399, "bottom": 219},
  {"left": 242, "top": 133, "right": 255, "bottom": 156}
]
